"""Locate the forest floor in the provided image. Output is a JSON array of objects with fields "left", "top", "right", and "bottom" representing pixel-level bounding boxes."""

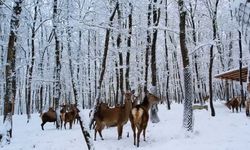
[{"left": 1, "top": 101, "right": 250, "bottom": 150}]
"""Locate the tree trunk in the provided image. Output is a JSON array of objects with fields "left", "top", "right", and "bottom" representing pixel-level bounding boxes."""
[
  {"left": 238, "top": 30, "right": 245, "bottom": 108},
  {"left": 178, "top": 0, "right": 193, "bottom": 132},
  {"left": 208, "top": 0, "right": 219, "bottom": 117},
  {"left": 53, "top": 0, "right": 61, "bottom": 128},
  {"left": 26, "top": 0, "right": 39, "bottom": 123},
  {"left": 117, "top": 2, "right": 124, "bottom": 104},
  {"left": 144, "top": 3, "right": 151, "bottom": 93},
  {"left": 89, "top": 2, "right": 118, "bottom": 129},
  {"left": 3, "top": 0, "right": 23, "bottom": 143},
  {"left": 66, "top": 0, "right": 78, "bottom": 105},
  {"left": 164, "top": 0, "right": 171, "bottom": 110},
  {"left": 150, "top": 0, "right": 161, "bottom": 123},
  {"left": 125, "top": 3, "right": 133, "bottom": 91}
]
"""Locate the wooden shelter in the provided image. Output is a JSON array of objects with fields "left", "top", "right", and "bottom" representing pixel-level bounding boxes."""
[{"left": 214, "top": 66, "right": 248, "bottom": 82}]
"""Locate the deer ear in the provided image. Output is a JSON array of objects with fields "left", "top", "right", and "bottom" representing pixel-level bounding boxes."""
[{"left": 131, "top": 90, "right": 135, "bottom": 94}]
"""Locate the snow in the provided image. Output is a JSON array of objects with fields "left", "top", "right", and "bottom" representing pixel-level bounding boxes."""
[{"left": 1, "top": 101, "right": 250, "bottom": 150}]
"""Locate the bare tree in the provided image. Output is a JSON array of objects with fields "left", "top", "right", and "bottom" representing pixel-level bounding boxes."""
[
  {"left": 164, "top": 0, "right": 171, "bottom": 109},
  {"left": 89, "top": 1, "right": 119, "bottom": 129},
  {"left": 178, "top": 0, "right": 193, "bottom": 131},
  {"left": 150, "top": 0, "right": 161, "bottom": 123},
  {"left": 125, "top": 3, "right": 133, "bottom": 91},
  {"left": 52, "top": 0, "right": 61, "bottom": 128},
  {"left": 206, "top": 0, "right": 219, "bottom": 117},
  {"left": 2, "top": 0, "right": 23, "bottom": 144}
]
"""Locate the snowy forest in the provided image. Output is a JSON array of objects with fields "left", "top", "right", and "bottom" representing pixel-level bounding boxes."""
[{"left": 0, "top": 0, "right": 250, "bottom": 149}]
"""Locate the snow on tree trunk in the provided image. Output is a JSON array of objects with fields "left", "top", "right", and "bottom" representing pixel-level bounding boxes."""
[
  {"left": 2, "top": 0, "right": 23, "bottom": 145},
  {"left": 53, "top": 0, "right": 61, "bottom": 128},
  {"left": 182, "top": 67, "right": 193, "bottom": 132},
  {"left": 78, "top": 106, "right": 95, "bottom": 150},
  {"left": 150, "top": 0, "right": 161, "bottom": 124},
  {"left": 178, "top": 0, "right": 193, "bottom": 132}
]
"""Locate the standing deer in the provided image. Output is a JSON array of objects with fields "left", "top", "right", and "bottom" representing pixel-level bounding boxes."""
[
  {"left": 129, "top": 92, "right": 160, "bottom": 147},
  {"left": 60, "top": 104, "right": 79, "bottom": 129},
  {"left": 94, "top": 91, "right": 134, "bottom": 140},
  {"left": 225, "top": 97, "right": 241, "bottom": 113},
  {"left": 40, "top": 107, "right": 59, "bottom": 130}
]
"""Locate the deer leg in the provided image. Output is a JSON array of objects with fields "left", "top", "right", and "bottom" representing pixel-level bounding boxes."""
[
  {"left": 60, "top": 117, "right": 63, "bottom": 129},
  {"left": 95, "top": 123, "right": 104, "bottom": 140},
  {"left": 94, "top": 129, "right": 97, "bottom": 141},
  {"left": 70, "top": 121, "right": 72, "bottom": 129},
  {"left": 143, "top": 129, "right": 146, "bottom": 141},
  {"left": 131, "top": 123, "right": 136, "bottom": 145},
  {"left": 56, "top": 120, "right": 59, "bottom": 129},
  {"left": 41, "top": 122, "right": 45, "bottom": 130},
  {"left": 137, "top": 129, "right": 142, "bottom": 147},
  {"left": 117, "top": 125, "right": 123, "bottom": 140},
  {"left": 64, "top": 122, "right": 67, "bottom": 129},
  {"left": 98, "top": 130, "right": 104, "bottom": 140}
]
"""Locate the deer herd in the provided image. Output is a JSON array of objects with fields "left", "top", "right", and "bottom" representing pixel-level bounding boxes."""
[{"left": 40, "top": 89, "right": 250, "bottom": 147}]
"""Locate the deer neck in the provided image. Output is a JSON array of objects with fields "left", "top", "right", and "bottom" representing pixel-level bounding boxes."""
[
  {"left": 124, "top": 98, "right": 132, "bottom": 115},
  {"left": 140, "top": 96, "right": 151, "bottom": 112}
]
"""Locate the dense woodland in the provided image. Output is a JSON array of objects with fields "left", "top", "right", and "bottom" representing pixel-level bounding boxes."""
[{"left": 0, "top": 0, "right": 250, "bottom": 148}]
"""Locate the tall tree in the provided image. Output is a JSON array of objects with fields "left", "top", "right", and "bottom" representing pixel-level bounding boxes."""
[
  {"left": 26, "top": 0, "right": 39, "bottom": 123},
  {"left": 150, "top": 0, "right": 161, "bottom": 123},
  {"left": 144, "top": 2, "right": 152, "bottom": 93},
  {"left": 178, "top": 0, "right": 193, "bottom": 131},
  {"left": 164, "top": 0, "right": 171, "bottom": 110},
  {"left": 89, "top": 1, "right": 118, "bottom": 129},
  {"left": 66, "top": 0, "right": 78, "bottom": 105},
  {"left": 206, "top": 0, "right": 219, "bottom": 117},
  {"left": 52, "top": 0, "right": 61, "bottom": 127},
  {"left": 117, "top": 1, "right": 124, "bottom": 104},
  {"left": 125, "top": 2, "right": 133, "bottom": 91},
  {"left": 2, "top": 0, "right": 23, "bottom": 143}
]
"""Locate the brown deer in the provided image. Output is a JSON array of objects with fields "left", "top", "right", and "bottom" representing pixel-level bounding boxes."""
[
  {"left": 40, "top": 107, "right": 59, "bottom": 130},
  {"left": 60, "top": 104, "right": 79, "bottom": 129},
  {"left": 94, "top": 91, "right": 133, "bottom": 140},
  {"left": 129, "top": 92, "right": 160, "bottom": 147},
  {"left": 225, "top": 97, "right": 241, "bottom": 113}
]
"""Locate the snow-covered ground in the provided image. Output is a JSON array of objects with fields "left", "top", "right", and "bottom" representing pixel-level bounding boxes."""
[{"left": 1, "top": 101, "right": 250, "bottom": 150}]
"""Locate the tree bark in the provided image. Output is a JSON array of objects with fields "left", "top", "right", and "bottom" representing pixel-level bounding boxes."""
[
  {"left": 164, "top": 0, "right": 171, "bottom": 110},
  {"left": 117, "top": 2, "right": 124, "bottom": 104},
  {"left": 144, "top": 3, "right": 151, "bottom": 93},
  {"left": 150, "top": 0, "right": 161, "bottom": 123},
  {"left": 208, "top": 0, "right": 219, "bottom": 117},
  {"left": 3, "top": 0, "right": 23, "bottom": 142},
  {"left": 238, "top": 30, "right": 245, "bottom": 108},
  {"left": 125, "top": 3, "right": 133, "bottom": 91},
  {"left": 53, "top": 0, "right": 61, "bottom": 128},
  {"left": 26, "top": 0, "right": 39, "bottom": 123},
  {"left": 178, "top": 0, "right": 193, "bottom": 132}
]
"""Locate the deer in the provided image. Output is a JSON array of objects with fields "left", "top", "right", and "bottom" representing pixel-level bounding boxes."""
[
  {"left": 40, "top": 107, "right": 59, "bottom": 130},
  {"left": 60, "top": 104, "right": 79, "bottom": 129},
  {"left": 129, "top": 91, "right": 160, "bottom": 147},
  {"left": 94, "top": 91, "right": 134, "bottom": 141},
  {"left": 225, "top": 97, "right": 241, "bottom": 113}
]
